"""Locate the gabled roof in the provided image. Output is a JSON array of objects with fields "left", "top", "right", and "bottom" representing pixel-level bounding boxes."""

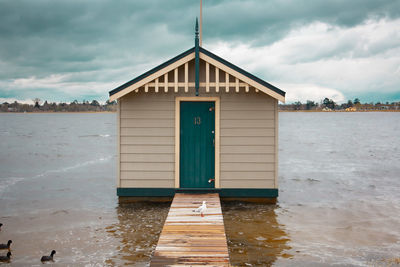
[{"left": 109, "top": 47, "right": 285, "bottom": 102}]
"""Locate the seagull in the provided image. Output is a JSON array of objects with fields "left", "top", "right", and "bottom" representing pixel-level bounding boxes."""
[
  {"left": 193, "top": 201, "right": 207, "bottom": 217},
  {"left": 0, "top": 240, "right": 12, "bottom": 250},
  {"left": 41, "top": 250, "right": 56, "bottom": 262},
  {"left": 0, "top": 252, "right": 11, "bottom": 263}
]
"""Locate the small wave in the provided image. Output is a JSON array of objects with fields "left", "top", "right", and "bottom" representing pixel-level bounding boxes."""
[
  {"left": 0, "top": 155, "right": 113, "bottom": 194},
  {"left": 306, "top": 178, "right": 320, "bottom": 183},
  {"left": 79, "top": 134, "right": 110, "bottom": 138},
  {"left": 51, "top": 210, "right": 69, "bottom": 215},
  {"left": 0, "top": 177, "right": 24, "bottom": 194}
]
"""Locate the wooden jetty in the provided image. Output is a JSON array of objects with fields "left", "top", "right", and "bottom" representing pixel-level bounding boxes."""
[{"left": 151, "top": 193, "right": 230, "bottom": 266}]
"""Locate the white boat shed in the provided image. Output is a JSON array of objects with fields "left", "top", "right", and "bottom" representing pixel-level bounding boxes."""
[{"left": 109, "top": 22, "right": 285, "bottom": 200}]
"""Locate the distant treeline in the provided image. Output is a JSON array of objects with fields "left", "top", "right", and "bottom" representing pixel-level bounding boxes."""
[
  {"left": 0, "top": 99, "right": 117, "bottom": 112},
  {"left": 279, "top": 98, "right": 400, "bottom": 111},
  {"left": 2, "top": 97, "right": 400, "bottom": 113}
]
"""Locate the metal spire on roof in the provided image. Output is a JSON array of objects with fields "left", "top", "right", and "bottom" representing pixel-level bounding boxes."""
[{"left": 195, "top": 18, "right": 200, "bottom": 96}]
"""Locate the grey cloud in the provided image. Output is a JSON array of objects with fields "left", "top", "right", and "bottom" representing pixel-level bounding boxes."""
[{"left": 0, "top": 0, "right": 399, "bottom": 101}]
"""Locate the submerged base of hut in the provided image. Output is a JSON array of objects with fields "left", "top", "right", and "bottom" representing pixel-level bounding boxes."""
[
  {"left": 119, "top": 196, "right": 277, "bottom": 204},
  {"left": 118, "top": 189, "right": 277, "bottom": 204}
]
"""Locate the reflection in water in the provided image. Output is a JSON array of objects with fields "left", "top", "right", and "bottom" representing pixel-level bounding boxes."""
[
  {"left": 222, "top": 202, "right": 291, "bottom": 266},
  {"left": 104, "top": 201, "right": 290, "bottom": 266},
  {"left": 105, "top": 202, "right": 170, "bottom": 266}
]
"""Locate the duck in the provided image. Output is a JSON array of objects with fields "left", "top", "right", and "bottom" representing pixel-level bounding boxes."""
[
  {"left": 41, "top": 250, "right": 56, "bottom": 262},
  {"left": 0, "top": 240, "right": 12, "bottom": 250},
  {"left": 0, "top": 252, "right": 11, "bottom": 263},
  {"left": 0, "top": 223, "right": 2, "bottom": 231},
  {"left": 193, "top": 201, "right": 207, "bottom": 217}
]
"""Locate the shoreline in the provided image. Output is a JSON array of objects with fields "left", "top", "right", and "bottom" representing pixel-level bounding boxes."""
[
  {"left": 1, "top": 110, "right": 399, "bottom": 114},
  {"left": 0, "top": 111, "right": 117, "bottom": 114},
  {"left": 279, "top": 110, "right": 400, "bottom": 112}
]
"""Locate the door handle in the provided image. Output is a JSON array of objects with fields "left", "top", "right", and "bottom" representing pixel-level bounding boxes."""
[{"left": 208, "top": 178, "right": 215, "bottom": 183}]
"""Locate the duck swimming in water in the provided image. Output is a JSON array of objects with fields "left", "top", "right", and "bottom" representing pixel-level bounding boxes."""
[
  {"left": 0, "top": 223, "right": 3, "bottom": 231},
  {"left": 0, "top": 240, "right": 12, "bottom": 250},
  {"left": 41, "top": 250, "right": 56, "bottom": 262},
  {"left": 0, "top": 252, "right": 11, "bottom": 263}
]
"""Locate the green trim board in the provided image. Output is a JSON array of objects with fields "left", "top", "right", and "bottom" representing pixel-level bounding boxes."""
[
  {"left": 117, "top": 188, "right": 175, "bottom": 197},
  {"left": 195, "top": 18, "right": 200, "bottom": 95},
  {"left": 117, "top": 188, "right": 278, "bottom": 198}
]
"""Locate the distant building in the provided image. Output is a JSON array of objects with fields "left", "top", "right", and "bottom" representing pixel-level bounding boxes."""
[{"left": 345, "top": 107, "right": 357, "bottom": 112}]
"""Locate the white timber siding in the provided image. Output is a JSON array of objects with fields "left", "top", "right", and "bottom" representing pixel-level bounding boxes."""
[
  {"left": 120, "top": 93, "right": 175, "bottom": 188},
  {"left": 118, "top": 58, "right": 278, "bottom": 189},
  {"left": 220, "top": 92, "right": 276, "bottom": 189}
]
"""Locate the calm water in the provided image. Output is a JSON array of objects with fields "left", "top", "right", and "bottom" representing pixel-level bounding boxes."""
[{"left": 0, "top": 112, "right": 399, "bottom": 266}]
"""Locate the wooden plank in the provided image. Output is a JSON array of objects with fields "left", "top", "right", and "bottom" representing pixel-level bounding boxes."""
[
  {"left": 221, "top": 119, "right": 274, "bottom": 128},
  {"left": 120, "top": 153, "right": 174, "bottom": 163},
  {"left": 221, "top": 110, "right": 275, "bottom": 120},
  {"left": 220, "top": 128, "right": 274, "bottom": 137},
  {"left": 123, "top": 92, "right": 174, "bottom": 102},
  {"left": 215, "top": 67, "right": 219, "bottom": 93},
  {"left": 120, "top": 162, "right": 174, "bottom": 171},
  {"left": 155, "top": 78, "right": 159, "bottom": 93},
  {"left": 174, "top": 68, "right": 178, "bottom": 93},
  {"left": 206, "top": 62, "right": 210, "bottom": 93},
  {"left": 185, "top": 62, "right": 189, "bottom": 93},
  {"left": 120, "top": 110, "right": 174, "bottom": 119},
  {"left": 120, "top": 118, "right": 174, "bottom": 128},
  {"left": 120, "top": 179, "right": 174, "bottom": 188},
  {"left": 120, "top": 145, "right": 174, "bottom": 154},
  {"left": 120, "top": 136, "right": 174, "bottom": 145},
  {"left": 221, "top": 162, "right": 274, "bottom": 171},
  {"left": 221, "top": 171, "right": 275, "bottom": 180},
  {"left": 220, "top": 145, "right": 274, "bottom": 154},
  {"left": 225, "top": 72, "right": 229, "bottom": 93},
  {"left": 235, "top": 78, "right": 239, "bottom": 93},
  {"left": 164, "top": 73, "right": 168, "bottom": 93},
  {"left": 120, "top": 127, "right": 174, "bottom": 137},
  {"left": 221, "top": 153, "right": 275, "bottom": 163},
  {"left": 120, "top": 171, "right": 174, "bottom": 180},
  {"left": 221, "top": 136, "right": 275, "bottom": 146},
  {"left": 151, "top": 193, "right": 230, "bottom": 266},
  {"left": 221, "top": 101, "right": 275, "bottom": 111},
  {"left": 120, "top": 101, "right": 174, "bottom": 111},
  {"left": 220, "top": 179, "right": 275, "bottom": 188}
]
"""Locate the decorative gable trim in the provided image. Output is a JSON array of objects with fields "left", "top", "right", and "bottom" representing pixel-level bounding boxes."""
[
  {"left": 109, "top": 48, "right": 195, "bottom": 101},
  {"left": 109, "top": 47, "right": 285, "bottom": 102}
]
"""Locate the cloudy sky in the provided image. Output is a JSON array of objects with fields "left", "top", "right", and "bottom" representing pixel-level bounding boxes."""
[{"left": 0, "top": 0, "right": 399, "bottom": 104}]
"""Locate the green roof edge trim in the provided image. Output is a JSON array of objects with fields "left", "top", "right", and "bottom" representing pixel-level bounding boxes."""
[{"left": 109, "top": 47, "right": 285, "bottom": 98}]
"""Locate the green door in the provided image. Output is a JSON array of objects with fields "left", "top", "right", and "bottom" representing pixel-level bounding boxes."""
[{"left": 180, "top": 101, "right": 215, "bottom": 188}]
